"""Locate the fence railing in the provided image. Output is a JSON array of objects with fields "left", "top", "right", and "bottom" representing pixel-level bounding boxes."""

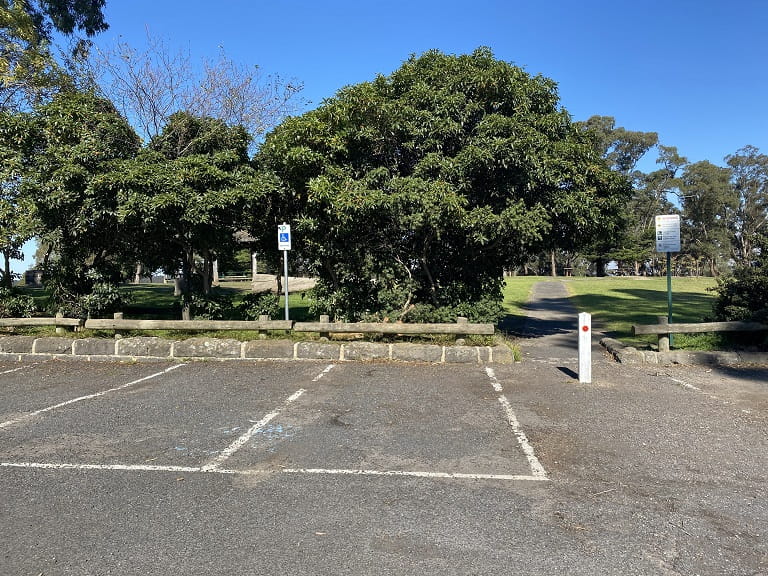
[
  {"left": 2, "top": 313, "right": 493, "bottom": 342},
  {"left": 632, "top": 316, "right": 768, "bottom": 352}
]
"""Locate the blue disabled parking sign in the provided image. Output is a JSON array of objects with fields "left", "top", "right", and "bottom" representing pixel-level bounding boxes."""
[{"left": 277, "top": 224, "right": 291, "bottom": 251}]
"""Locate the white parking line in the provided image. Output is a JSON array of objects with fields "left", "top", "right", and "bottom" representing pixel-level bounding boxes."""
[
  {"left": 0, "top": 365, "right": 37, "bottom": 375},
  {"left": 485, "top": 367, "right": 548, "bottom": 479},
  {"left": 0, "top": 364, "right": 185, "bottom": 429},
  {"left": 201, "top": 363, "right": 334, "bottom": 472},
  {"left": 0, "top": 461, "right": 548, "bottom": 482},
  {"left": 201, "top": 388, "right": 306, "bottom": 471}
]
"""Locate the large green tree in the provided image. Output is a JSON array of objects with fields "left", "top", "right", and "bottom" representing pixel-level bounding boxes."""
[
  {"left": 679, "top": 160, "right": 735, "bottom": 276},
  {"left": 726, "top": 145, "right": 768, "bottom": 264},
  {"left": 0, "top": 108, "right": 37, "bottom": 286},
  {"left": 28, "top": 90, "right": 140, "bottom": 311},
  {"left": 256, "top": 48, "right": 629, "bottom": 321},
  {"left": 577, "top": 115, "right": 658, "bottom": 275},
  {"left": 103, "top": 112, "right": 262, "bottom": 318},
  {"left": 1, "top": 0, "right": 107, "bottom": 106}
]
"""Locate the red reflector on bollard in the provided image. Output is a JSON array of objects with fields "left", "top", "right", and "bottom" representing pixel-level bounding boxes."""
[{"left": 582, "top": 325, "right": 589, "bottom": 332}]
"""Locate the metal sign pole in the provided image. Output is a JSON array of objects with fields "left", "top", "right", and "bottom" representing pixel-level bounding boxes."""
[
  {"left": 277, "top": 223, "right": 292, "bottom": 321},
  {"left": 283, "top": 249, "right": 289, "bottom": 321},
  {"left": 667, "top": 251, "right": 673, "bottom": 348}
]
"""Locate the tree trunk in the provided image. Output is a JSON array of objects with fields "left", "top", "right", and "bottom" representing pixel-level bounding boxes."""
[
  {"left": 421, "top": 256, "right": 439, "bottom": 306},
  {"left": 212, "top": 259, "right": 220, "bottom": 287},
  {"left": 550, "top": 250, "right": 557, "bottom": 277},
  {"left": 133, "top": 262, "right": 143, "bottom": 284},
  {"left": 2, "top": 251, "right": 12, "bottom": 288}
]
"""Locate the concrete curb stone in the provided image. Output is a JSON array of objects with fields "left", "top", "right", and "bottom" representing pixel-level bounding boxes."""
[
  {"left": 391, "top": 343, "right": 443, "bottom": 363},
  {"left": 296, "top": 342, "right": 341, "bottom": 360},
  {"left": 342, "top": 342, "right": 391, "bottom": 361},
  {"left": 0, "top": 336, "right": 35, "bottom": 353},
  {"left": 73, "top": 338, "right": 117, "bottom": 356},
  {"left": 32, "top": 337, "right": 74, "bottom": 355},
  {"left": 600, "top": 336, "right": 768, "bottom": 366},
  {"left": 243, "top": 339, "right": 295, "bottom": 359},
  {"left": 443, "top": 346, "right": 480, "bottom": 364},
  {"left": 116, "top": 337, "right": 173, "bottom": 358},
  {"left": 173, "top": 337, "right": 241, "bottom": 358}
]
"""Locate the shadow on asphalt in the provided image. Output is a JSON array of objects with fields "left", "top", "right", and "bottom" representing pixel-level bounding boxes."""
[{"left": 499, "top": 294, "right": 577, "bottom": 339}]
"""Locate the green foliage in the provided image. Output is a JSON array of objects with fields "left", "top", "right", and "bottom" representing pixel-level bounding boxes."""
[
  {"left": 711, "top": 264, "right": 768, "bottom": 322},
  {"left": 30, "top": 91, "right": 141, "bottom": 285},
  {"left": 236, "top": 291, "right": 280, "bottom": 320},
  {"left": 182, "top": 291, "right": 234, "bottom": 320},
  {"left": 0, "top": 286, "right": 36, "bottom": 317},
  {"left": 44, "top": 268, "right": 127, "bottom": 318},
  {"left": 256, "top": 48, "right": 629, "bottom": 321}
]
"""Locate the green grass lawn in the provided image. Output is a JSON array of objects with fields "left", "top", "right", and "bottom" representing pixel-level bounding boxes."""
[{"left": 504, "top": 275, "right": 725, "bottom": 350}]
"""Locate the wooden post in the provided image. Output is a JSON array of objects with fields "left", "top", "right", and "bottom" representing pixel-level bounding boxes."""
[
  {"left": 319, "top": 315, "right": 330, "bottom": 340},
  {"left": 258, "top": 314, "right": 270, "bottom": 339},
  {"left": 455, "top": 316, "right": 468, "bottom": 345},
  {"left": 55, "top": 311, "right": 66, "bottom": 334},
  {"left": 114, "top": 312, "right": 124, "bottom": 339},
  {"left": 657, "top": 316, "right": 670, "bottom": 352}
]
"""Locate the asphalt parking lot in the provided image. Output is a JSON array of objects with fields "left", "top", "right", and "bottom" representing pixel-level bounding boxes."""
[{"left": 0, "top": 354, "right": 766, "bottom": 575}]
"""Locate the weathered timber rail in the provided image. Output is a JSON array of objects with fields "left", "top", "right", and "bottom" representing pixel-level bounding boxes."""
[{"left": 632, "top": 316, "right": 768, "bottom": 352}]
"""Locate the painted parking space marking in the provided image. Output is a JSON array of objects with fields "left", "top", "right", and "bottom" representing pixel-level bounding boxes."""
[
  {"left": 202, "top": 364, "right": 333, "bottom": 471},
  {"left": 0, "top": 461, "right": 548, "bottom": 482},
  {"left": 202, "top": 388, "right": 307, "bottom": 472},
  {"left": 0, "top": 364, "right": 185, "bottom": 430},
  {"left": 0, "top": 362, "right": 547, "bottom": 483},
  {"left": 0, "top": 365, "right": 41, "bottom": 376},
  {"left": 486, "top": 366, "right": 547, "bottom": 479}
]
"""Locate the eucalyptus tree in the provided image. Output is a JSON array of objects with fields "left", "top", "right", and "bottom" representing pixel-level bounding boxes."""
[
  {"left": 726, "top": 145, "right": 768, "bottom": 264},
  {"left": 256, "top": 48, "right": 629, "bottom": 321},
  {"left": 679, "top": 160, "right": 735, "bottom": 276}
]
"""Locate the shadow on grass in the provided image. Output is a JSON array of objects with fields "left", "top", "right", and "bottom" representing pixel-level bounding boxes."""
[{"left": 570, "top": 287, "right": 716, "bottom": 338}]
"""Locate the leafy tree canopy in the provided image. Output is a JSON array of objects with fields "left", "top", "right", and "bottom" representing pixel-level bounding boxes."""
[
  {"left": 256, "top": 48, "right": 629, "bottom": 321},
  {"left": 28, "top": 90, "right": 139, "bottom": 311}
]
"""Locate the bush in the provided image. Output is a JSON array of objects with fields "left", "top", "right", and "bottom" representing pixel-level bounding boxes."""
[
  {"left": 236, "top": 291, "right": 280, "bottom": 320},
  {"left": 711, "top": 265, "right": 768, "bottom": 321},
  {"left": 183, "top": 292, "right": 234, "bottom": 320},
  {"left": 45, "top": 268, "right": 128, "bottom": 318},
  {"left": 0, "top": 288, "right": 37, "bottom": 318}
]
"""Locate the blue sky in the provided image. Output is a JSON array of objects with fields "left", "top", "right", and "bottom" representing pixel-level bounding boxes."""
[{"left": 13, "top": 0, "right": 768, "bottom": 272}]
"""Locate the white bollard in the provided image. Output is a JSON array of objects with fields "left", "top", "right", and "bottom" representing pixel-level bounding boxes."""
[{"left": 578, "top": 312, "right": 592, "bottom": 384}]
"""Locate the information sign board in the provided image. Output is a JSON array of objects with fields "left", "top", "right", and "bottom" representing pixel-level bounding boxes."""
[{"left": 655, "top": 214, "right": 680, "bottom": 253}]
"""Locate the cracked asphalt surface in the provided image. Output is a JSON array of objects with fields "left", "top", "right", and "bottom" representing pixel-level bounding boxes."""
[{"left": 0, "top": 281, "right": 766, "bottom": 575}]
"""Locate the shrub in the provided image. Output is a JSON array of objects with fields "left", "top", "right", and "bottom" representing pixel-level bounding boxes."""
[
  {"left": 711, "top": 265, "right": 768, "bottom": 322},
  {"left": 236, "top": 291, "right": 280, "bottom": 320},
  {"left": 0, "top": 288, "right": 37, "bottom": 318},
  {"left": 183, "top": 292, "right": 234, "bottom": 320}
]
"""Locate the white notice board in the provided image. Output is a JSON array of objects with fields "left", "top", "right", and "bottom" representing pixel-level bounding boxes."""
[{"left": 655, "top": 214, "right": 680, "bottom": 253}]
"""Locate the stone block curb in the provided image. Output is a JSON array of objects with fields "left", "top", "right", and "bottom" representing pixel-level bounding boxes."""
[
  {"left": 342, "top": 342, "right": 391, "bottom": 361},
  {"left": 243, "top": 339, "right": 295, "bottom": 359},
  {"left": 32, "top": 337, "right": 74, "bottom": 355},
  {"left": 117, "top": 337, "right": 173, "bottom": 358},
  {"left": 600, "top": 337, "right": 768, "bottom": 366},
  {"left": 173, "top": 337, "right": 242, "bottom": 358},
  {"left": 0, "top": 335, "right": 516, "bottom": 364},
  {"left": 73, "top": 338, "right": 117, "bottom": 356},
  {"left": 0, "top": 336, "right": 35, "bottom": 353}
]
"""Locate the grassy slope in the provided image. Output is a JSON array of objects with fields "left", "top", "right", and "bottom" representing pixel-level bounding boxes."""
[{"left": 504, "top": 275, "right": 722, "bottom": 350}]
